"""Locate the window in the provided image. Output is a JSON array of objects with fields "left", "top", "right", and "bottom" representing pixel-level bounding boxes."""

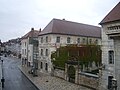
[
  {"left": 89, "top": 39, "right": 92, "bottom": 44},
  {"left": 25, "top": 42, "right": 26, "bottom": 47},
  {"left": 46, "top": 36, "right": 48, "bottom": 43},
  {"left": 108, "top": 76, "right": 113, "bottom": 89},
  {"left": 108, "top": 50, "right": 114, "bottom": 64},
  {"left": 41, "top": 62, "right": 43, "bottom": 69},
  {"left": 82, "top": 38, "right": 85, "bottom": 44},
  {"left": 41, "top": 37, "right": 43, "bottom": 43},
  {"left": 56, "top": 36, "right": 60, "bottom": 43},
  {"left": 67, "top": 37, "right": 71, "bottom": 43},
  {"left": 25, "top": 49, "right": 26, "bottom": 55},
  {"left": 45, "top": 49, "right": 48, "bottom": 56},
  {"left": 77, "top": 38, "right": 80, "bottom": 43},
  {"left": 22, "top": 49, "right": 24, "bottom": 54},
  {"left": 45, "top": 63, "right": 48, "bottom": 71},
  {"left": 41, "top": 49, "right": 43, "bottom": 56},
  {"left": 95, "top": 39, "right": 98, "bottom": 44}
]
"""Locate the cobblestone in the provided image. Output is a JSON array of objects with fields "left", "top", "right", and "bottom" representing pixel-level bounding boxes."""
[{"left": 19, "top": 66, "right": 93, "bottom": 90}]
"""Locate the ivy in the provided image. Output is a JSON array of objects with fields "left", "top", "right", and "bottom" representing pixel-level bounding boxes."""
[{"left": 51, "top": 45, "right": 101, "bottom": 69}]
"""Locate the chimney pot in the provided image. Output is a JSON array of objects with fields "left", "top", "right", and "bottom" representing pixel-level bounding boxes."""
[
  {"left": 39, "top": 28, "right": 41, "bottom": 32},
  {"left": 31, "top": 28, "right": 34, "bottom": 31}
]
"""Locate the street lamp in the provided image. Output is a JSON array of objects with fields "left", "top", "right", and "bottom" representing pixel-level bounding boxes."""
[
  {"left": 112, "top": 78, "right": 117, "bottom": 90},
  {"left": 0, "top": 57, "right": 5, "bottom": 88}
]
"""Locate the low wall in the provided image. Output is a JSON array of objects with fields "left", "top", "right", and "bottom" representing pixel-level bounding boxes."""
[
  {"left": 79, "top": 72, "right": 99, "bottom": 90},
  {"left": 54, "top": 69, "right": 65, "bottom": 79},
  {"left": 53, "top": 68, "right": 99, "bottom": 90}
]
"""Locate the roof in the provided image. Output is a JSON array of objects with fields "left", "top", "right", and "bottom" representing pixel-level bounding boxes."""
[
  {"left": 39, "top": 19, "right": 101, "bottom": 38},
  {"left": 100, "top": 2, "right": 120, "bottom": 24},
  {"left": 22, "top": 28, "right": 39, "bottom": 39}
]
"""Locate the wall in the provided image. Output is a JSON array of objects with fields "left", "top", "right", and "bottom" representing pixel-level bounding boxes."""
[
  {"left": 28, "top": 44, "right": 33, "bottom": 66},
  {"left": 53, "top": 68, "right": 99, "bottom": 89},
  {"left": 101, "top": 25, "right": 115, "bottom": 89},
  {"left": 53, "top": 69, "right": 65, "bottom": 79},
  {"left": 114, "top": 39, "right": 120, "bottom": 90},
  {"left": 79, "top": 72, "right": 99, "bottom": 89},
  {"left": 38, "top": 34, "right": 101, "bottom": 74}
]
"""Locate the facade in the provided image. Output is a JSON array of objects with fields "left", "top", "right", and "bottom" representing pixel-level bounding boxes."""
[
  {"left": 100, "top": 2, "right": 120, "bottom": 90},
  {"left": 4, "top": 38, "right": 21, "bottom": 57},
  {"left": 38, "top": 19, "right": 101, "bottom": 74},
  {"left": 21, "top": 28, "right": 40, "bottom": 67}
]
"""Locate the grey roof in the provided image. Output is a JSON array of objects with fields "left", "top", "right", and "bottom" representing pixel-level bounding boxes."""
[
  {"left": 39, "top": 19, "right": 101, "bottom": 38},
  {"left": 100, "top": 2, "right": 120, "bottom": 24},
  {"left": 22, "top": 28, "right": 39, "bottom": 39}
]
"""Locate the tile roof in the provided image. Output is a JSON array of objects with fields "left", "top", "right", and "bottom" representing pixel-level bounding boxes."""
[
  {"left": 22, "top": 28, "right": 39, "bottom": 39},
  {"left": 100, "top": 2, "right": 120, "bottom": 24},
  {"left": 39, "top": 19, "right": 101, "bottom": 38}
]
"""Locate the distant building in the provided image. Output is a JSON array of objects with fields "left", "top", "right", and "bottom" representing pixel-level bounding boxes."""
[
  {"left": 100, "top": 2, "right": 120, "bottom": 90},
  {"left": 38, "top": 18, "right": 101, "bottom": 74},
  {"left": 5, "top": 38, "right": 21, "bottom": 57},
  {"left": 21, "top": 28, "right": 40, "bottom": 66}
]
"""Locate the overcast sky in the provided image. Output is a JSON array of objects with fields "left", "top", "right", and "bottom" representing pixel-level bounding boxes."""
[{"left": 0, "top": 0, "right": 119, "bottom": 42}]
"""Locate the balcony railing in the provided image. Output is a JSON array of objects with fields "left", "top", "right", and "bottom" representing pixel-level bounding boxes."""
[{"left": 105, "top": 25, "right": 120, "bottom": 35}]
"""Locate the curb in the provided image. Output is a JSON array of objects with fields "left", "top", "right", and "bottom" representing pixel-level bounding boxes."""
[{"left": 18, "top": 66, "right": 40, "bottom": 90}]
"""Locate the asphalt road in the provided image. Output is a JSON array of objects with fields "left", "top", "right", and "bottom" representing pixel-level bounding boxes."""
[{"left": 1, "top": 56, "right": 39, "bottom": 90}]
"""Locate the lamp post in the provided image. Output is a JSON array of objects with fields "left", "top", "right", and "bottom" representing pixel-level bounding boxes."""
[
  {"left": 0, "top": 57, "right": 5, "bottom": 88},
  {"left": 112, "top": 78, "right": 117, "bottom": 90}
]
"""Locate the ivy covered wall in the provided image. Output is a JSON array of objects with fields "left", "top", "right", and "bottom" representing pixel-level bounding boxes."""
[{"left": 51, "top": 45, "right": 101, "bottom": 70}]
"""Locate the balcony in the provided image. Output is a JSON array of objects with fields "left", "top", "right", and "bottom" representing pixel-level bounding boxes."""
[{"left": 105, "top": 25, "right": 120, "bottom": 37}]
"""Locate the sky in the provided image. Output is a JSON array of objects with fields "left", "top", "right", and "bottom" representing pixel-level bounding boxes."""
[{"left": 0, "top": 0, "right": 119, "bottom": 42}]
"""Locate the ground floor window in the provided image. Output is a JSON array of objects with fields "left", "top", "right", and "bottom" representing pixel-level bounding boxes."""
[
  {"left": 41, "top": 62, "right": 43, "bottom": 69},
  {"left": 108, "top": 76, "right": 113, "bottom": 89},
  {"left": 45, "top": 63, "right": 48, "bottom": 71}
]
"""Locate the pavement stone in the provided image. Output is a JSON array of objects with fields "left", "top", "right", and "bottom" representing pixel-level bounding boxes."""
[{"left": 19, "top": 66, "right": 93, "bottom": 90}]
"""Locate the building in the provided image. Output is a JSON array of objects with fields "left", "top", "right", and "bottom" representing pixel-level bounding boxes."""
[
  {"left": 38, "top": 18, "right": 101, "bottom": 74},
  {"left": 100, "top": 2, "right": 120, "bottom": 90},
  {"left": 4, "top": 38, "right": 21, "bottom": 57},
  {"left": 21, "top": 28, "right": 40, "bottom": 67}
]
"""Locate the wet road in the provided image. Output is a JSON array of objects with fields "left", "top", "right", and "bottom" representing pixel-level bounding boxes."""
[{"left": 1, "top": 56, "right": 39, "bottom": 90}]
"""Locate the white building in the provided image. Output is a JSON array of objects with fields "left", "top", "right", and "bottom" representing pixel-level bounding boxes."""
[
  {"left": 38, "top": 19, "right": 101, "bottom": 74},
  {"left": 5, "top": 38, "right": 21, "bottom": 57},
  {"left": 21, "top": 28, "right": 40, "bottom": 67},
  {"left": 100, "top": 2, "right": 120, "bottom": 90}
]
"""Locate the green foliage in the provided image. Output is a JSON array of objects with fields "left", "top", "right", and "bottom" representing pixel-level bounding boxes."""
[
  {"left": 51, "top": 45, "right": 101, "bottom": 69},
  {"left": 51, "top": 47, "right": 69, "bottom": 69}
]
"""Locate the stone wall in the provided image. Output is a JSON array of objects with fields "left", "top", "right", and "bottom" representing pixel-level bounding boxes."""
[
  {"left": 54, "top": 69, "right": 65, "bottom": 79},
  {"left": 79, "top": 72, "right": 99, "bottom": 90},
  {"left": 53, "top": 68, "right": 100, "bottom": 89}
]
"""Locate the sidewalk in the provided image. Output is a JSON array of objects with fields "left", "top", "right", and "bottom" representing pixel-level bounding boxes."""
[{"left": 19, "top": 66, "right": 93, "bottom": 90}]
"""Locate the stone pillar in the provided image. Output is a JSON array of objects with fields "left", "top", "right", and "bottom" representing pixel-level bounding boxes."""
[
  {"left": 75, "top": 66, "right": 79, "bottom": 84},
  {"left": 64, "top": 63, "right": 68, "bottom": 81}
]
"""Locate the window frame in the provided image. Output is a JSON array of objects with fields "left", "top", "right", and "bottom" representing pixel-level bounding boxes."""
[
  {"left": 56, "top": 36, "right": 60, "bottom": 43},
  {"left": 108, "top": 50, "right": 114, "bottom": 64},
  {"left": 67, "top": 37, "right": 71, "bottom": 43}
]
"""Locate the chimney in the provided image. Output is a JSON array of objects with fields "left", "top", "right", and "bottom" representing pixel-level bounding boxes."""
[
  {"left": 39, "top": 28, "right": 41, "bottom": 32},
  {"left": 31, "top": 27, "right": 34, "bottom": 31},
  {"left": 62, "top": 18, "right": 65, "bottom": 20}
]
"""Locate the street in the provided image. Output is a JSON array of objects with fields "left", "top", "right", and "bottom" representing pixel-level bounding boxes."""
[{"left": 1, "top": 56, "right": 39, "bottom": 90}]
